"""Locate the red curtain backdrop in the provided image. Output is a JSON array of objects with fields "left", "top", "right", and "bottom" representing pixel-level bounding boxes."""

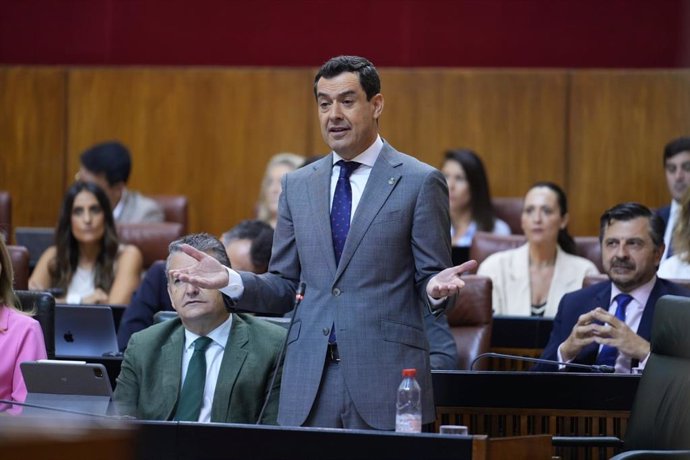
[{"left": 1, "top": 0, "right": 689, "bottom": 68}]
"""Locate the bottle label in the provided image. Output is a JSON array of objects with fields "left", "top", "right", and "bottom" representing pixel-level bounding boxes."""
[{"left": 395, "top": 413, "right": 422, "bottom": 433}]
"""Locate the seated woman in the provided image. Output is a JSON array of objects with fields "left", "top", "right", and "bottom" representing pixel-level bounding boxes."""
[
  {"left": 658, "top": 187, "right": 690, "bottom": 279},
  {"left": 29, "top": 182, "right": 142, "bottom": 305},
  {"left": 256, "top": 153, "right": 305, "bottom": 228},
  {"left": 478, "top": 182, "right": 599, "bottom": 317},
  {"left": 441, "top": 149, "right": 510, "bottom": 263},
  {"left": 0, "top": 235, "right": 47, "bottom": 407}
]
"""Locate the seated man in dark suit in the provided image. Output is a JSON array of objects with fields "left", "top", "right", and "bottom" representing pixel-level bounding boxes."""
[
  {"left": 113, "top": 233, "right": 285, "bottom": 423},
  {"left": 536, "top": 203, "right": 690, "bottom": 373}
]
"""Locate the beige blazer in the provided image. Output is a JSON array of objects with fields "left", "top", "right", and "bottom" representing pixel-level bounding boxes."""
[{"left": 477, "top": 243, "right": 600, "bottom": 317}]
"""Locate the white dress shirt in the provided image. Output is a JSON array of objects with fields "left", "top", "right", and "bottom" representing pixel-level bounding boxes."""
[{"left": 180, "top": 314, "right": 233, "bottom": 423}]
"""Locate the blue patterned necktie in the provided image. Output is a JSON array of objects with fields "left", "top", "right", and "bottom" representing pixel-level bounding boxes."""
[
  {"left": 331, "top": 160, "right": 361, "bottom": 265},
  {"left": 174, "top": 336, "right": 213, "bottom": 421},
  {"left": 595, "top": 294, "right": 634, "bottom": 368},
  {"left": 328, "top": 160, "right": 360, "bottom": 345}
]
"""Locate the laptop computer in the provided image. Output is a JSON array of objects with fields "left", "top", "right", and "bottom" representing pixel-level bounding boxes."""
[
  {"left": 55, "top": 305, "right": 120, "bottom": 358},
  {"left": 20, "top": 360, "right": 113, "bottom": 416},
  {"left": 14, "top": 226, "right": 55, "bottom": 269}
]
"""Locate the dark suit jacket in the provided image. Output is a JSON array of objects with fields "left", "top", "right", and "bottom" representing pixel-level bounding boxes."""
[
  {"left": 656, "top": 205, "right": 671, "bottom": 233},
  {"left": 235, "top": 144, "right": 453, "bottom": 429},
  {"left": 113, "top": 313, "right": 285, "bottom": 424},
  {"left": 535, "top": 277, "right": 690, "bottom": 371},
  {"left": 117, "top": 261, "right": 172, "bottom": 350}
]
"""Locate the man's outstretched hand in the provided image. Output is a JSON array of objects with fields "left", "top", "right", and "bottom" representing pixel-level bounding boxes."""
[
  {"left": 168, "top": 244, "right": 230, "bottom": 289},
  {"left": 426, "top": 260, "right": 478, "bottom": 299}
]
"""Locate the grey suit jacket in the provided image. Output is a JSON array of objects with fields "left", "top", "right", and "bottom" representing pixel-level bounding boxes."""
[
  {"left": 117, "top": 190, "right": 165, "bottom": 223},
  {"left": 113, "top": 313, "right": 285, "bottom": 424},
  {"left": 235, "top": 143, "right": 452, "bottom": 429}
]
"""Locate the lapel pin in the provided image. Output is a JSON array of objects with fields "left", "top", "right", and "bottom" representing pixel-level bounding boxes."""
[{"left": 388, "top": 177, "right": 396, "bottom": 185}]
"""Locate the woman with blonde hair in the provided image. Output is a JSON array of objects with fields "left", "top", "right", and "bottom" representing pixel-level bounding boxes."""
[
  {"left": 0, "top": 235, "right": 47, "bottom": 406},
  {"left": 256, "top": 153, "right": 305, "bottom": 228},
  {"left": 658, "top": 187, "right": 690, "bottom": 279}
]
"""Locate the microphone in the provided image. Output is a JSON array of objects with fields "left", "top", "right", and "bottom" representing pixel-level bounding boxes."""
[
  {"left": 256, "top": 282, "right": 306, "bottom": 424},
  {"left": 471, "top": 352, "right": 615, "bottom": 373}
]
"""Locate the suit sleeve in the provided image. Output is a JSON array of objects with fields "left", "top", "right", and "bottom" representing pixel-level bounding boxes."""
[
  {"left": 411, "top": 169, "right": 453, "bottom": 311},
  {"left": 113, "top": 333, "right": 141, "bottom": 417},
  {"left": 424, "top": 309, "right": 459, "bottom": 370},
  {"left": 258, "top": 353, "right": 283, "bottom": 425}
]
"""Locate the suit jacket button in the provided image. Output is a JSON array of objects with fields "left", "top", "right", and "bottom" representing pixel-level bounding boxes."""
[
  {"left": 322, "top": 328, "right": 329, "bottom": 336},
  {"left": 332, "top": 288, "right": 341, "bottom": 296}
]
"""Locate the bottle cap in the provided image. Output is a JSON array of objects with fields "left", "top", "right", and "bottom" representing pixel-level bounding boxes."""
[{"left": 402, "top": 368, "right": 416, "bottom": 377}]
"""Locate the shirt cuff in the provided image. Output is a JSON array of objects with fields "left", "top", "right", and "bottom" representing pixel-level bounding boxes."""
[
  {"left": 556, "top": 345, "right": 570, "bottom": 370},
  {"left": 219, "top": 266, "right": 244, "bottom": 301},
  {"left": 634, "top": 352, "right": 651, "bottom": 373}
]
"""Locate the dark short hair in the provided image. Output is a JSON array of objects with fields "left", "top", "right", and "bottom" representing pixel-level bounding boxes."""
[
  {"left": 222, "top": 220, "right": 274, "bottom": 272},
  {"left": 599, "top": 202, "right": 664, "bottom": 248},
  {"left": 80, "top": 141, "right": 132, "bottom": 185},
  {"left": 313, "top": 55, "right": 380, "bottom": 101},
  {"left": 663, "top": 136, "right": 690, "bottom": 164}
]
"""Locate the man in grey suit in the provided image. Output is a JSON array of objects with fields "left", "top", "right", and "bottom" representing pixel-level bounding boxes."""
[
  {"left": 77, "top": 141, "right": 164, "bottom": 223},
  {"left": 171, "top": 56, "right": 475, "bottom": 430}
]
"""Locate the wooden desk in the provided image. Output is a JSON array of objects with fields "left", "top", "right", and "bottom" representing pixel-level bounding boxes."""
[{"left": 433, "top": 371, "right": 639, "bottom": 459}]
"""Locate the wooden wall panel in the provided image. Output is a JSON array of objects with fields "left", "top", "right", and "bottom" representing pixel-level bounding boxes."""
[
  {"left": 308, "top": 69, "right": 568, "bottom": 204},
  {"left": 0, "top": 67, "right": 67, "bottom": 237},
  {"left": 3, "top": 66, "right": 690, "bottom": 241},
  {"left": 379, "top": 70, "right": 568, "bottom": 197},
  {"left": 569, "top": 71, "right": 690, "bottom": 236},
  {"left": 67, "top": 68, "right": 316, "bottom": 236}
]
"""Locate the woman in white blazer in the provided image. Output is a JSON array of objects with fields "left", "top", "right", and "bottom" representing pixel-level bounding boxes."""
[{"left": 478, "top": 182, "right": 599, "bottom": 317}]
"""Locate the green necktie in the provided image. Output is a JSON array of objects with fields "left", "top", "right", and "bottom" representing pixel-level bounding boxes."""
[{"left": 174, "top": 336, "right": 213, "bottom": 421}]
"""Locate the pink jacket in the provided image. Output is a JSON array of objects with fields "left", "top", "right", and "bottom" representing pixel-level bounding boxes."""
[{"left": 0, "top": 305, "right": 47, "bottom": 404}]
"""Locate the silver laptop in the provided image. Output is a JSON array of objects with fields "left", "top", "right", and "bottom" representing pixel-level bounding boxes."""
[
  {"left": 55, "top": 305, "right": 119, "bottom": 358},
  {"left": 14, "top": 226, "right": 55, "bottom": 268},
  {"left": 20, "top": 361, "right": 113, "bottom": 416}
]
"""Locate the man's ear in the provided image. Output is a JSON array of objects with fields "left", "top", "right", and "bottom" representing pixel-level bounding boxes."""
[{"left": 371, "top": 93, "right": 384, "bottom": 120}]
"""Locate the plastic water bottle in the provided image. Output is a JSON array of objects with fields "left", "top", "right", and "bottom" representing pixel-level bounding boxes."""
[{"left": 395, "top": 368, "right": 422, "bottom": 433}]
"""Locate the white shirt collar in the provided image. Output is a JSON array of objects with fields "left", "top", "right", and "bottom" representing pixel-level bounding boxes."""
[
  {"left": 183, "top": 314, "right": 233, "bottom": 351},
  {"left": 610, "top": 275, "right": 657, "bottom": 307},
  {"left": 332, "top": 135, "right": 383, "bottom": 169}
]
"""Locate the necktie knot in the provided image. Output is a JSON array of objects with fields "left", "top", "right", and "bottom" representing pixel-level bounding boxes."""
[
  {"left": 194, "top": 336, "right": 213, "bottom": 352},
  {"left": 613, "top": 294, "right": 633, "bottom": 321},
  {"left": 336, "top": 160, "right": 361, "bottom": 180}
]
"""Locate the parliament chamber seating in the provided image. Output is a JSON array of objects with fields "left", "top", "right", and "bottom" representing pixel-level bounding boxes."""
[
  {"left": 151, "top": 194, "right": 189, "bottom": 234},
  {"left": 117, "top": 222, "right": 184, "bottom": 269},
  {"left": 0, "top": 190, "right": 11, "bottom": 240},
  {"left": 610, "top": 295, "right": 690, "bottom": 457},
  {"left": 15, "top": 290, "right": 55, "bottom": 358},
  {"left": 8, "top": 244, "right": 29, "bottom": 290},
  {"left": 447, "top": 275, "right": 493, "bottom": 370},
  {"left": 491, "top": 196, "right": 524, "bottom": 235}
]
